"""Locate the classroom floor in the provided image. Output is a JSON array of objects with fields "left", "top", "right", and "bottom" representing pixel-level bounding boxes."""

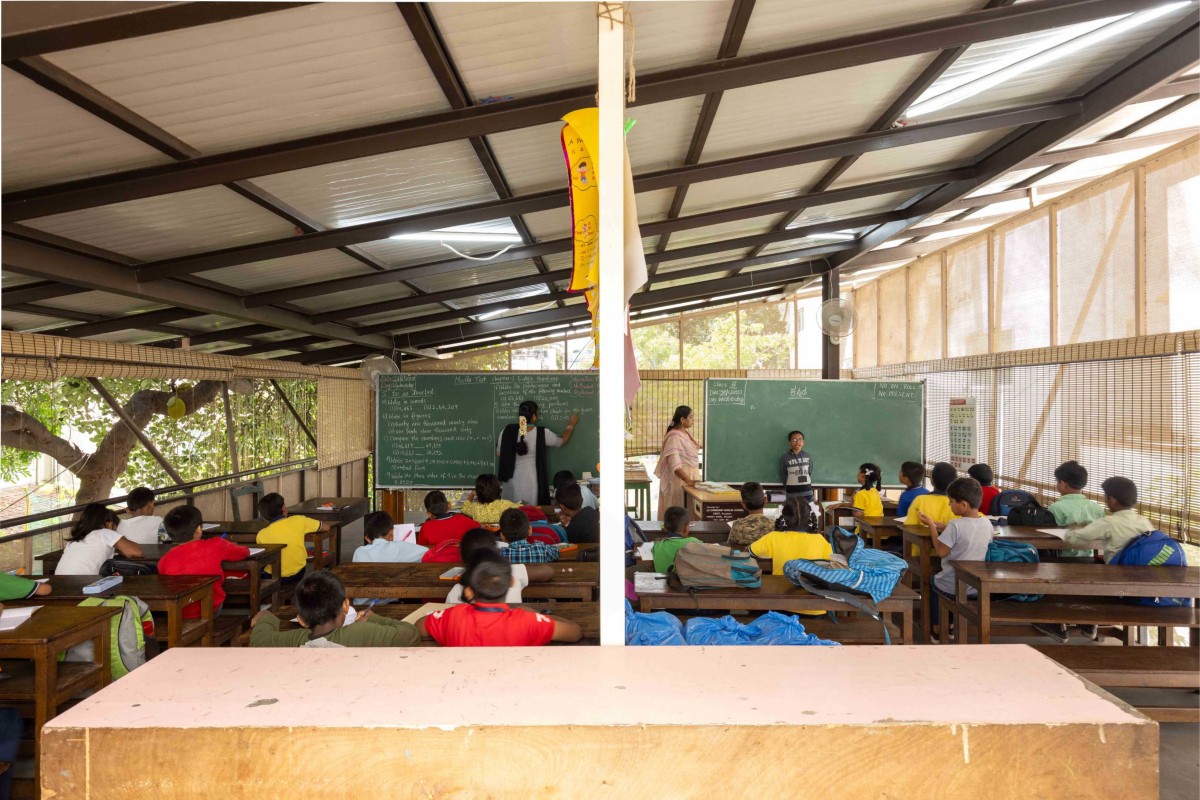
[{"left": 1158, "top": 718, "right": 1199, "bottom": 800}]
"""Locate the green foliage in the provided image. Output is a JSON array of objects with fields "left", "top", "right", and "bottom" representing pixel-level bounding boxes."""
[
  {"left": 682, "top": 311, "right": 738, "bottom": 369},
  {"left": 632, "top": 320, "right": 680, "bottom": 369},
  {"left": 2, "top": 378, "right": 316, "bottom": 493}
]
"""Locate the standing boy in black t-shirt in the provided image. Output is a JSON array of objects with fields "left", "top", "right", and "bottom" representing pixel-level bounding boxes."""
[{"left": 778, "top": 430, "right": 814, "bottom": 503}]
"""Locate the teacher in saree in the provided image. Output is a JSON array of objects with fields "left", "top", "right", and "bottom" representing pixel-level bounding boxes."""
[{"left": 654, "top": 405, "right": 700, "bottom": 519}]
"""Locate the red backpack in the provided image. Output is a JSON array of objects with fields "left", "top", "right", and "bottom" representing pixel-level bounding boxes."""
[
  {"left": 527, "top": 526, "right": 561, "bottom": 545},
  {"left": 421, "top": 539, "right": 461, "bottom": 563}
]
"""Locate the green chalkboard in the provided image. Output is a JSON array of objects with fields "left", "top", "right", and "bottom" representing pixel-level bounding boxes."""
[
  {"left": 703, "top": 379, "right": 924, "bottom": 487},
  {"left": 375, "top": 373, "right": 599, "bottom": 488}
]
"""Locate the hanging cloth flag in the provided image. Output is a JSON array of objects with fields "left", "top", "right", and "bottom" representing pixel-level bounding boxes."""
[{"left": 561, "top": 108, "right": 600, "bottom": 294}]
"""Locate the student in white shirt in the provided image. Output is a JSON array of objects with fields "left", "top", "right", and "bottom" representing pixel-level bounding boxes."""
[
  {"left": 443, "top": 528, "right": 553, "bottom": 604},
  {"left": 919, "top": 477, "right": 993, "bottom": 642},
  {"left": 552, "top": 470, "right": 598, "bottom": 510},
  {"left": 116, "top": 486, "right": 165, "bottom": 546},
  {"left": 56, "top": 503, "right": 143, "bottom": 575},
  {"left": 352, "top": 512, "right": 428, "bottom": 564}
]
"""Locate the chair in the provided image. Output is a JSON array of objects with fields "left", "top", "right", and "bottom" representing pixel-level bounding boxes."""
[
  {"left": 228, "top": 480, "right": 265, "bottom": 522},
  {"left": 993, "top": 489, "right": 1036, "bottom": 516}
]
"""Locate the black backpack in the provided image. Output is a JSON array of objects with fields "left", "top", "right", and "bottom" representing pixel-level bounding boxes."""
[{"left": 1006, "top": 499, "right": 1056, "bottom": 528}]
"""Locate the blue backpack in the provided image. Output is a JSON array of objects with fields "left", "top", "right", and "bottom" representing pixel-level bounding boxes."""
[
  {"left": 985, "top": 539, "right": 1043, "bottom": 602},
  {"left": 1110, "top": 530, "right": 1192, "bottom": 607}
]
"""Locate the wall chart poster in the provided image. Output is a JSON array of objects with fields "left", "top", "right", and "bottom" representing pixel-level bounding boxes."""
[{"left": 948, "top": 397, "right": 977, "bottom": 471}]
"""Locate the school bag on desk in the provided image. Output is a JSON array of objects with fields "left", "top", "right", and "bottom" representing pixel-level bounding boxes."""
[
  {"left": 783, "top": 527, "right": 906, "bottom": 644},
  {"left": 667, "top": 542, "right": 761, "bottom": 590},
  {"left": 1005, "top": 498, "right": 1056, "bottom": 527},
  {"left": 1110, "top": 530, "right": 1192, "bottom": 607}
]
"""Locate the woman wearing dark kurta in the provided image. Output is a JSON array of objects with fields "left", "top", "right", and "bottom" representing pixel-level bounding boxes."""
[{"left": 654, "top": 405, "right": 700, "bottom": 519}]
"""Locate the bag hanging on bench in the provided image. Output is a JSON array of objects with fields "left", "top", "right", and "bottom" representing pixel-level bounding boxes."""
[
  {"left": 985, "top": 539, "right": 1043, "bottom": 602},
  {"left": 1110, "top": 530, "right": 1192, "bottom": 607}
]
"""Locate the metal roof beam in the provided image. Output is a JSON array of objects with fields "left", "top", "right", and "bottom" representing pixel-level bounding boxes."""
[
  {"left": 829, "top": 11, "right": 1200, "bottom": 270},
  {"left": 0, "top": 281, "right": 87, "bottom": 306},
  {"left": 3, "top": 0, "right": 1162, "bottom": 219},
  {"left": 0, "top": 236, "right": 396, "bottom": 350},
  {"left": 39, "top": 308, "right": 206, "bottom": 339},
  {"left": 1, "top": 2, "right": 311, "bottom": 61}
]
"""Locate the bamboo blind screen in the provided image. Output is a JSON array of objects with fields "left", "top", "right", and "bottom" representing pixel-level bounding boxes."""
[
  {"left": 1143, "top": 139, "right": 1200, "bottom": 335},
  {"left": 945, "top": 237, "right": 989, "bottom": 358},
  {"left": 853, "top": 281, "right": 878, "bottom": 369},
  {"left": 316, "top": 377, "right": 372, "bottom": 469},
  {"left": 877, "top": 268, "right": 908, "bottom": 366},
  {"left": 906, "top": 254, "right": 944, "bottom": 362},
  {"left": 992, "top": 211, "right": 1051, "bottom": 352}
]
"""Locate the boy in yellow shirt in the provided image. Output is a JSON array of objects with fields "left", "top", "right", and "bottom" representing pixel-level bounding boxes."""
[
  {"left": 256, "top": 493, "right": 330, "bottom": 585},
  {"left": 905, "top": 462, "right": 959, "bottom": 527}
]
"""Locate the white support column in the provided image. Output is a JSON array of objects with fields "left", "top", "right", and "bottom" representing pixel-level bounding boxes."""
[{"left": 597, "top": 3, "right": 627, "bottom": 646}]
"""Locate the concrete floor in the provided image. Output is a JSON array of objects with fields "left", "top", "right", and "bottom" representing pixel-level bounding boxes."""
[{"left": 1158, "top": 720, "right": 1199, "bottom": 800}]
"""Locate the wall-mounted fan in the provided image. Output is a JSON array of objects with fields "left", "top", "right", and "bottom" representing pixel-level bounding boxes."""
[
  {"left": 817, "top": 298, "right": 857, "bottom": 345},
  {"left": 359, "top": 355, "right": 399, "bottom": 383}
]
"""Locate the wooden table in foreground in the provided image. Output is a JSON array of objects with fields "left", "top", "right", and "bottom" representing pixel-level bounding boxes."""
[
  {"left": 332, "top": 562, "right": 598, "bottom": 601},
  {"left": 633, "top": 567, "right": 916, "bottom": 644},
  {"left": 35, "top": 543, "right": 284, "bottom": 609},
  {"left": 9, "top": 575, "right": 217, "bottom": 648},
  {"left": 40, "top": 645, "right": 1157, "bottom": 798},
  {"left": 954, "top": 561, "right": 1200, "bottom": 644}
]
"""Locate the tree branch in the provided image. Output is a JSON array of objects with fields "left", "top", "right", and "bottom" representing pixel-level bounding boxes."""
[{"left": 1, "top": 404, "right": 89, "bottom": 473}]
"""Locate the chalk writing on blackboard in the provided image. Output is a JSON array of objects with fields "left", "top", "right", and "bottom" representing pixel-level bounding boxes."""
[
  {"left": 873, "top": 382, "right": 920, "bottom": 402},
  {"left": 788, "top": 386, "right": 811, "bottom": 401},
  {"left": 708, "top": 381, "right": 747, "bottom": 406}
]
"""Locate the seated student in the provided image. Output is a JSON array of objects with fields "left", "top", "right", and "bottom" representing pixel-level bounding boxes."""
[
  {"left": 920, "top": 477, "right": 993, "bottom": 640},
  {"left": 354, "top": 511, "right": 428, "bottom": 563},
  {"left": 255, "top": 493, "right": 329, "bottom": 586},
  {"left": 651, "top": 506, "right": 701, "bottom": 573},
  {"left": 727, "top": 482, "right": 775, "bottom": 547},
  {"left": 250, "top": 570, "right": 420, "bottom": 648},
  {"left": 116, "top": 486, "right": 165, "bottom": 546},
  {"left": 895, "top": 461, "right": 929, "bottom": 518},
  {"left": 904, "top": 462, "right": 959, "bottom": 527},
  {"left": 445, "top": 528, "right": 554, "bottom": 604},
  {"left": 0, "top": 571, "right": 52, "bottom": 602},
  {"left": 552, "top": 470, "right": 598, "bottom": 510},
  {"left": 461, "top": 474, "right": 520, "bottom": 524},
  {"left": 967, "top": 464, "right": 1000, "bottom": 515},
  {"left": 499, "top": 508, "right": 559, "bottom": 564},
  {"left": 1048, "top": 460, "right": 1105, "bottom": 527},
  {"left": 418, "top": 551, "right": 582, "bottom": 646},
  {"left": 158, "top": 505, "right": 250, "bottom": 619},
  {"left": 556, "top": 483, "right": 598, "bottom": 544},
  {"left": 56, "top": 504, "right": 142, "bottom": 575},
  {"left": 417, "top": 490, "right": 477, "bottom": 547},
  {"left": 750, "top": 497, "right": 831, "bottom": 615},
  {"left": 828, "top": 463, "right": 884, "bottom": 519}
]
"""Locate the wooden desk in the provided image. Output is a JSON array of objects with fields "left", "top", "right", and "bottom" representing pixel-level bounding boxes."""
[
  {"left": 954, "top": 562, "right": 1200, "bottom": 644},
  {"left": 265, "top": 601, "right": 601, "bottom": 641},
  {"left": 0, "top": 605, "right": 118, "bottom": 743},
  {"left": 290, "top": 496, "right": 371, "bottom": 526},
  {"left": 332, "top": 562, "right": 598, "bottom": 601},
  {"left": 682, "top": 485, "right": 746, "bottom": 522},
  {"left": 639, "top": 520, "right": 730, "bottom": 543},
  {"left": 35, "top": 544, "right": 284, "bottom": 610},
  {"left": 222, "top": 526, "right": 337, "bottom": 571},
  {"left": 624, "top": 465, "right": 651, "bottom": 520},
  {"left": 633, "top": 568, "right": 916, "bottom": 644},
  {"left": 40, "top": 646, "right": 1158, "bottom": 799},
  {"left": 11, "top": 575, "right": 217, "bottom": 648},
  {"left": 901, "top": 523, "right": 1070, "bottom": 644}
]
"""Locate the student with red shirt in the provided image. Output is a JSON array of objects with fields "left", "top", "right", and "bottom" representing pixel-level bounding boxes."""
[
  {"left": 967, "top": 464, "right": 1000, "bottom": 515},
  {"left": 417, "top": 550, "right": 582, "bottom": 647},
  {"left": 158, "top": 505, "right": 250, "bottom": 619},
  {"left": 417, "top": 490, "right": 478, "bottom": 547}
]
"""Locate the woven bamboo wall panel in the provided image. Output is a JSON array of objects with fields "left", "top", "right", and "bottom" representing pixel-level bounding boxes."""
[
  {"left": 945, "top": 237, "right": 989, "bottom": 358},
  {"left": 316, "top": 377, "right": 371, "bottom": 468},
  {"left": 906, "top": 254, "right": 943, "bottom": 362},
  {"left": 993, "top": 211, "right": 1051, "bottom": 352},
  {"left": 853, "top": 282, "right": 878, "bottom": 369},
  {"left": 877, "top": 268, "right": 908, "bottom": 366},
  {"left": 1143, "top": 139, "right": 1200, "bottom": 335}
]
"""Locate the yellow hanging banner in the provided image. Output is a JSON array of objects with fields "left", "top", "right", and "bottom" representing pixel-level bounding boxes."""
[{"left": 561, "top": 108, "right": 600, "bottom": 293}]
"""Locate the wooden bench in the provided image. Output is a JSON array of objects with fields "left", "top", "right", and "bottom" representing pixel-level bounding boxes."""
[
  {"left": 213, "top": 613, "right": 249, "bottom": 647},
  {"left": 1034, "top": 645, "right": 1200, "bottom": 722}
]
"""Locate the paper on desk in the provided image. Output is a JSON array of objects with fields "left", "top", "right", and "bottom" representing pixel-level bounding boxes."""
[
  {"left": 0, "top": 605, "right": 40, "bottom": 632},
  {"left": 636, "top": 542, "right": 654, "bottom": 561},
  {"left": 34, "top": 578, "right": 49, "bottom": 584},
  {"left": 392, "top": 523, "right": 416, "bottom": 544},
  {"left": 402, "top": 603, "right": 453, "bottom": 624},
  {"left": 201, "top": 523, "right": 220, "bottom": 530},
  {"left": 247, "top": 547, "right": 264, "bottom": 555},
  {"left": 1037, "top": 528, "right": 1071, "bottom": 539},
  {"left": 634, "top": 572, "right": 668, "bottom": 594}
]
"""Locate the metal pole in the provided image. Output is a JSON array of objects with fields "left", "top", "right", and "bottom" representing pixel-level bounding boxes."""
[
  {"left": 86, "top": 377, "right": 186, "bottom": 484},
  {"left": 597, "top": 1, "right": 627, "bottom": 646},
  {"left": 269, "top": 379, "right": 317, "bottom": 447},
  {"left": 222, "top": 384, "right": 243, "bottom": 521},
  {"left": 821, "top": 269, "right": 841, "bottom": 379}
]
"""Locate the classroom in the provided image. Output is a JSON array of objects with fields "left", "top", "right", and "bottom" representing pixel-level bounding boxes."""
[{"left": 0, "top": 1, "right": 1197, "bottom": 797}]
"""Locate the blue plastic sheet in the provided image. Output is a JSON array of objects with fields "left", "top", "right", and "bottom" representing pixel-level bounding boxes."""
[
  {"left": 625, "top": 600, "right": 686, "bottom": 646},
  {"left": 749, "top": 611, "right": 840, "bottom": 646},
  {"left": 684, "top": 615, "right": 761, "bottom": 646}
]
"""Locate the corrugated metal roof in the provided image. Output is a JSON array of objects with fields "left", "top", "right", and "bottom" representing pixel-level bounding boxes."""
[
  {"left": 22, "top": 185, "right": 298, "bottom": 262},
  {"left": 2, "top": 310, "right": 65, "bottom": 330},
  {"left": 432, "top": 1, "right": 731, "bottom": 100},
  {"left": 288, "top": 281, "right": 414, "bottom": 315},
  {"left": 1055, "top": 98, "right": 1177, "bottom": 146},
  {"left": 1, "top": 271, "right": 44, "bottom": 288},
  {"left": 34, "top": 291, "right": 164, "bottom": 317},
  {"left": 200, "top": 250, "right": 372, "bottom": 293},
  {"left": 679, "top": 162, "right": 835, "bottom": 216},
  {"left": 739, "top": 0, "right": 980, "bottom": 56},
  {"left": 700, "top": 56, "right": 933, "bottom": 162},
  {"left": 408, "top": 257, "right": 544, "bottom": 294},
  {"left": 654, "top": 250, "right": 748, "bottom": 275},
  {"left": 44, "top": 3, "right": 451, "bottom": 154},
  {"left": 252, "top": 140, "right": 498, "bottom": 229},
  {"left": 1, "top": 67, "right": 170, "bottom": 192},
  {"left": 829, "top": 129, "right": 1010, "bottom": 188},
  {"left": 90, "top": 330, "right": 176, "bottom": 346},
  {"left": 354, "top": 303, "right": 454, "bottom": 328},
  {"left": 914, "top": 4, "right": 1194, "bottom": 123},
  {"left": 662, "top": 219, "right": 774, "bottom": 250}
]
